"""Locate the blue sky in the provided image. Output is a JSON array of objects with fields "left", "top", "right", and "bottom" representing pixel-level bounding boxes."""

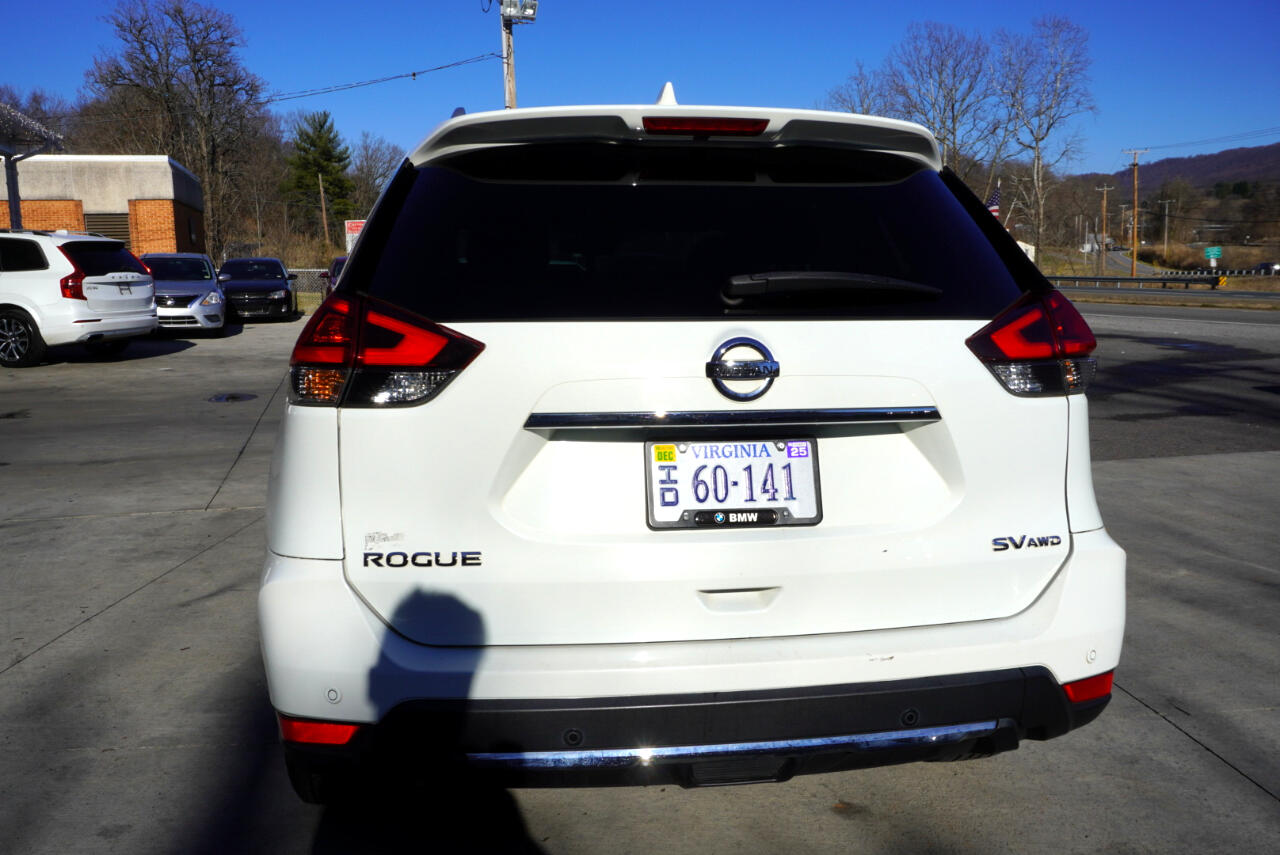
[{"left": 3, "top": 0, "right": 1278, "bottom": 176}]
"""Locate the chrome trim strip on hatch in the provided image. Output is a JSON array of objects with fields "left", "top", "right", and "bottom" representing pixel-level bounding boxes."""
[
  {"left": 467, "top": 720, "right": 998, "bottom": 770},
  {"left": 523, "top": 407, "right": 941, "bottom": 430}
]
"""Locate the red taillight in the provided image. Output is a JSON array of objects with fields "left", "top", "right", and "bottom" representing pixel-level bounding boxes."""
[
  {"left": 642, "top": 116, "right": 769, "bottom": 136},
  {"left": 360, "top": 305, "right": 448, "bottom": 366},
  {"left": 291, "top": 294, "right": 358, "bottom": 365},
  {"left": 278, "top": 714, "right": 360, "bottom": 745},
  {"left": 1063, "top": 671, "right": 1114, "bottom": 704},
  {"left": 289, "top": 293, "right": 484, "bottom": 407},
  {"left": 966, "top": 290, "right": 1097, "bottom": 396},
  {"left": 59, "top": 272, "right": 86, "bottom": 300},
  {"left": 56, "top": 246, "right": 87, "bottom": 300}
]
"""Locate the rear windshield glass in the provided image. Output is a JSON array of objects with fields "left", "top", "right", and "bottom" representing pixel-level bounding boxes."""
[
  {"left": 221, "top": 259, "right": 285, "bottom": 279},
  {"left": 349, "top": 143, "right": 1026, "bottom": 321},
  {"left": 61, "top": 241, "right": 148, "bottom": 276},
  {"left": 145, "top": 256, "right": 213, "bottom": 281}
]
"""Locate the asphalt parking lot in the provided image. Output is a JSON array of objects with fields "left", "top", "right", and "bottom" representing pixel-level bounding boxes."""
[{"left": 1, "top": 307, "right": 1278, "bottom": 854}]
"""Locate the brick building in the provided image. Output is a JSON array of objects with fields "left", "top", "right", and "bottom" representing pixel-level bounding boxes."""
[{"left": 0, "top": 154, "right": 205, "bottom": 254}]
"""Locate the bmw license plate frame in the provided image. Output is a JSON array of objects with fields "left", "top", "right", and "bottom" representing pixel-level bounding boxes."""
[{"left": 644, "top": 438, "right": 822, "bottom": 530}]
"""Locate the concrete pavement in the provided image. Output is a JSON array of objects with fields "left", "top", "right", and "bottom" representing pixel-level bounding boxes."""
[{"left": 1, "top": 310, "right": 1277, "bottom": 853}]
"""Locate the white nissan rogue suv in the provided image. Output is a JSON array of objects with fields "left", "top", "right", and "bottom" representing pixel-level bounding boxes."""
[{"left": 260, "top": 93, "right": 1125, "bottom": 803}]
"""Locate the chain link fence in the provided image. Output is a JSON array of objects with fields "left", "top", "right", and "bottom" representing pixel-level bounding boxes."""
[
  {"left": 292, "top": 269, "right": 327, "bottom": 295},
  {"left": 291, "top": 269, "right": 328, "bottom": 313}
]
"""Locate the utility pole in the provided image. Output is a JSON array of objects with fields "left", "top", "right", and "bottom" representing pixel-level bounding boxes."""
[
  {"left": 1096, "top": 184, "right": 1114, "bottom": 276},
  {"left": 1122, "top": 149, "right": 1148, "bottom": 276},
  {"left": 501, "top": 16, "right": 516, "bottom": 108},
  {"left": 1157, "top": 198, "right": 1172, "bottom": 263},
  {"left": 499, "top": 1, "right": 538, "bottom": 109},
  {"left": 318, "top": 172, "right": 330, "bottom": 249}
]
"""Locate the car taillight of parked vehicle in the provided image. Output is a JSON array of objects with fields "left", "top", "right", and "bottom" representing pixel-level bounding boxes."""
[
  {"left": 966, "top": 289, "right": 1097, "bottom": 396},
  {"left": 56, "top": 247, "right": 87, "bottom": 300},
  {"left": 289, "top": 293, "right": 485, "bottom": 407}
]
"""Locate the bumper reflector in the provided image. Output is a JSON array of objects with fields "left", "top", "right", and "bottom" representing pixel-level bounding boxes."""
[
  {"left": 1062, "top": 671, "right": 1114, "bottom": 704},
  {"left": 278, "top": 714, "right": 360, "bottom": 745}
]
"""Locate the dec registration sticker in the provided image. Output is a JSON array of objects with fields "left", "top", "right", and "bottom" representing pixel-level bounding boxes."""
[{"left": 645, "top": 439, "right": 822, "bottom": 529}]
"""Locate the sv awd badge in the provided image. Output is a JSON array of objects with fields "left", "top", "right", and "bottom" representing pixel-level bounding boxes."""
[{"left": 992, "top": 535, "right": 1062, "bottom": 552}]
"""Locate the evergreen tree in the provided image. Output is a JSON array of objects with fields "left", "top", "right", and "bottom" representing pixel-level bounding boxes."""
[{"left": 284, "top": 111, "right": 354, "bottom": 244}]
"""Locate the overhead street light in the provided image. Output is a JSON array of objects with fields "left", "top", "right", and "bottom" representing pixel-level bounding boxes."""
[{"left": 500, "top": 0, "right": 538, "bottom": 20}]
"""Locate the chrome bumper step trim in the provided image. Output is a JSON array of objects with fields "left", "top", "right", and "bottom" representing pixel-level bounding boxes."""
[{"left": 468, "top": 720, "right": 997, "bottom": 770}]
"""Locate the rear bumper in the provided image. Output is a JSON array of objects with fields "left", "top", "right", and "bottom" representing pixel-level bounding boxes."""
[
  {"left": 260, "top": 527, "right": 1124, "bottom": 717},
  {"left": 262, "top": 526, "right": 1124, "bottom": 786},
  {"left": 42, "top": 310, "right": 158, "bottom": 345},
  {"left": 282, "top": 667, "right": 1109, "bottom": 787}
]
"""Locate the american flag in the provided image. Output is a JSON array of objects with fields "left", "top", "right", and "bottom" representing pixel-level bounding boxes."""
[{"left": 985, "top": 183, "right": 1001, "bottom": 219}]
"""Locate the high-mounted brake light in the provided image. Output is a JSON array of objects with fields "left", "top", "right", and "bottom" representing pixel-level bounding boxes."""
[
  {"left": 1063, "top": 671, "right": 1114, "bottom": 704},
  {"left": 56, "top": 246, "right": 87, "bottom": 300},
  {"left": 966, "top": 290, "right": 1097, "bottom": 396},
  {"left": 289, "top": 293, "right": 484, "bottom": 407},
  {"left": 278, "top": 713, "right": 361, "bottom": 745},
  {"left": 642, "top": 116, "right": 769, "bottom": 137}
]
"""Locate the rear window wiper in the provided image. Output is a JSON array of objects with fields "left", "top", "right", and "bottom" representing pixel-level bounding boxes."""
[{"left": 723, "top": 271, "right": 942, "bottom": 304}]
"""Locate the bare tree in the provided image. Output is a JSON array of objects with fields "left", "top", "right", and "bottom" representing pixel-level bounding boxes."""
[
  {"left": 0, "top": 86, "right": 76, "bottom": 141},
  {"left": 84, "top": 0, "right": 267, "bottom": 259},
  {"left": 825, "top": 24, "right": 1013, "bottom": 199},
  {"left": 824, "top": 61, "right": 894, "bottom": 117},
  {"left": 349, "top": 132, "right": 405, "bottom": 217},
  {"left": 995, "top": 16, "right": 1095, "bottom": 261},
  {"left": 882, "top": 22, "right": 1009, "bottom": 189}
]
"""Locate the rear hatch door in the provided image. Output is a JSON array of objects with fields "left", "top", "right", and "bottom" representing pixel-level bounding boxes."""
[
  {"left": 331, "top": 140, "right": 1071, "bottom": 646},
  {"left": 62, "top": 241, "right": 153, "bottom": 314}
]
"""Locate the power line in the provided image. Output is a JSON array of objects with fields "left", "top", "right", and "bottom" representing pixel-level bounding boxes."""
[
  {"left": 22, "top": 52, "right": 502, "bottom": 125},
  {"left": 262, "top": 53, "right": 500, "bottom": 104},
  {"left": 1163, "top": 212, "right": 1280, "bottom": 225},
  {"left": 1143, "top": 126, "right": 1280, "bottom": 152}
]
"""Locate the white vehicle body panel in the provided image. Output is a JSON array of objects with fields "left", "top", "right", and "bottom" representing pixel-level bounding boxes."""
[{"left": 260, "top": 527, "right": 1123, "bottom": 721}]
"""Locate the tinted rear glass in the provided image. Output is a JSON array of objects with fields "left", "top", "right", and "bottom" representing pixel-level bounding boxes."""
[
  {"left": 350, "top": 143, "right": 1026, "bottom": 321},
  {"left": 145, "top": 256, "right": 214, "bottom": 281},
  {"left": 61, "top": 241, "right": 148, "bottom": 276},
  {"left": 221, "top": 259, "right": 285, "bottom": 279}
]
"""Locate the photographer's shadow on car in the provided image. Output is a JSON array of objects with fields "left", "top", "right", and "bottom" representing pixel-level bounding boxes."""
[{"left": 309, "top": 590, "right": 545, "bottom": 855}]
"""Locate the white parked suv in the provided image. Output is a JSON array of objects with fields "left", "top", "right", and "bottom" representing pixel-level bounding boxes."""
[
  {"left": 261, "top": 92, "right": 1126, "bottom": 802},
  {"left": 0, "top": 229, "right": 157, "bottom": 367}
]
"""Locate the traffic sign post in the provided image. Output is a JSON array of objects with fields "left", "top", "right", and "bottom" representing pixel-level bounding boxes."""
[{"left": 1205, "top": 246, "right": 1222, "bottom": 269}]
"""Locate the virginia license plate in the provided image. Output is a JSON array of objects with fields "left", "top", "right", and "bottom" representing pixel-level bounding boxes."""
[{"left": 645, "top": 439, "right": 822, "bottom": 529}]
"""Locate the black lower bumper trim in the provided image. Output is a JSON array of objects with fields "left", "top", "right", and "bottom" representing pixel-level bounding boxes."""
[{"left": 283, "top": 667, "right": 1108, "bottom": 789}]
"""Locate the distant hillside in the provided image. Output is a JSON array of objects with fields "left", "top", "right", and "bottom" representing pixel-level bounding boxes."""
[{"left": 1076, "top": 142, "right": 1280, "bottom": 189}]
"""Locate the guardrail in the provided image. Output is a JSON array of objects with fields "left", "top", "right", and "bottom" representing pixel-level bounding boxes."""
[
  {"left": 1161, "top": 268, "right": 1277, "bottom": 277},
  {"left": 1046, "top": 275, "right": 1223, "bottom": 290}
]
